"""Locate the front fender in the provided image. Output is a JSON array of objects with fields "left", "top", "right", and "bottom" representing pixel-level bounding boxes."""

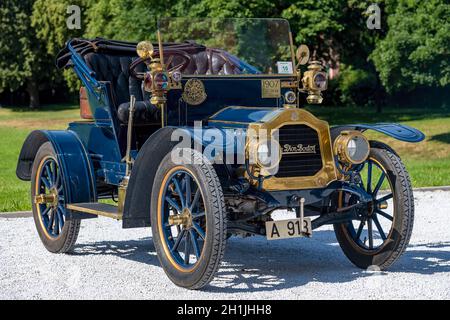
[
  {"left": 16, "top": 130, "right": 96, "bottom": 206},
  {"left": 331, "top": 123, "right": 425, "bottom": 143},
  {"left": 123, "top": 127, "right": 179, "bottom": 228},
  {"left": 180, "top": 126, "right": 246, "bottom": 161},
  {"left": 122, "top": 126, "right": 245, "bottom": 228}
]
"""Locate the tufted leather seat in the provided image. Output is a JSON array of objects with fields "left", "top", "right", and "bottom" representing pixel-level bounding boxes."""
[
  {"left": 179, "top": 49, "right": 242, "bottom": 75},
  {"left": 82, "top": 44, "right": 245, "bottom": 124},
  {"left": 84, "top": 53, "right": 159, "bottom": 124}
]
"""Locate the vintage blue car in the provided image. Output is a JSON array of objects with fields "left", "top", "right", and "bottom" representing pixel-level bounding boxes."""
[{"left": 16, "top": 18, "right": 425, "bottom": 289}]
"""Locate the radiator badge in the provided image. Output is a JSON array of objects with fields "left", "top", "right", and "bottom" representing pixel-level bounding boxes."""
[{"left": 282, "top": 144, "right": 317, "bottom": 154}]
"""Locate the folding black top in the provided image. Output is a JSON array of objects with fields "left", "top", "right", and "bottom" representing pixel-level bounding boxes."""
[{"left": 56, "top": 38, "right": 206, "bottom": 69}]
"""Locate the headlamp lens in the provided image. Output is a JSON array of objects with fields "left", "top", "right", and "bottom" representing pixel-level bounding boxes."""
[
  {"left": 257, "top": 143, "right": 270, "bottom": 166},
  {"left": 347, "top": 136, "right": 369, "bottom": 163},
  {"left": 313, "top": 72, "right": 327, "bottom": 90},
  {"left": 255, "top": 140, "right": 281, "bottom": 169}
]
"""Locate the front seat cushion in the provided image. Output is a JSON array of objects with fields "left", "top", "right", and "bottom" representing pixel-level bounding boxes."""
[{"left": 117, "top": 100, "right": 160, "bottom": 124}]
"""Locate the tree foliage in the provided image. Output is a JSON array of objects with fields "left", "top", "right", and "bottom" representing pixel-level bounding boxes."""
[
  {"left": 32, "top": 0, "right": 89, "bottom": 56},
  {"left": 1, "top": 0, "right": 448, "bottom": 107},
  {"left": 0, "top": 0, "right": 53, "bottom": 107},
  {"left": 371, "top": 0, "right": 450, "bottom": 93},
  {"left": 32, "top": 0, "right": 91, "bottom": 92},
  {"left": 84, "top": 0, "right": 178, "bottom": 41}
]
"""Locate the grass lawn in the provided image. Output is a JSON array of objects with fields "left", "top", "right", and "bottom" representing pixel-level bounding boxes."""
[
  {"left": 310, "top": 106, "right": 450, "bottom": 188},
  {"left": 0, "top": 104, "right": 79, "bottom": 212},
  {"left": 0, "top": 104, "right": 449, "bottom": 212}
]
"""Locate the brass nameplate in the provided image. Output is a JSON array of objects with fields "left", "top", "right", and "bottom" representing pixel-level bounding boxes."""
[
  {"left": 281, "top": 80, "right": 298, "bottom": 88},
  {"left": 182, "top": 79, "right": 207, "bottom": 105},
  {"left": 261, "top": 79, "right": 281, "bottom": 98}
]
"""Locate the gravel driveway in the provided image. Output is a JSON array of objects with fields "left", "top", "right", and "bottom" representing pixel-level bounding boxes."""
[{"left": 0, "top": 191, "right": 449, "bottom": 300}]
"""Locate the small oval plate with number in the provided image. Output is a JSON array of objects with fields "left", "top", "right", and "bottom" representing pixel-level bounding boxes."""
[{"left": 265, "top": 218, "right": 312, "bottom": 240}]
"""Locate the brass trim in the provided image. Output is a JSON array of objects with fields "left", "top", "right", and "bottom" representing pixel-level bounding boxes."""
[
  {"left": 378, "top": 201, "right": 388, "bottom": 210},
  {"left": 66, "top": 203, "right": 121, "bottom": 220},
  {"left": 34, "top": 193, "right": 57, "bottom": 206},
  {"left": 281, "top": 80, "right": 298, "bottom": 88},
  {"left": 288, "top": 32, "right": 296, "bottom": 70},
  {"left": 157, "top": 166, "right": 206, "bottom": 273},
  {"left": 333, "top": 130, "right": 370, "bottom": 165},
  {"left": 247, "top": 108, "right": 337, "bottom": 191},
  {"left": 248, "top": 137, "right": 282, "bottom": 171},
  {"left": 182, "top": 74, "right": 296, "bottom": 79},
  {"left": 182, "top": 78, "right": 207, "bottom": 105},
  {"left": 136, "top": 41, "right": 154, "bottom": 59},
  {"left": 34, "top": 156, "right": 58, "bottom": 240},
  {"left": 118, "top": 176, "right": 128, "bottom": 215},
  {"left": 261, "top": 79, "right": 281, "bottom": 98},
  {"left": 168, "top": 207, "right": 193, "bottom": 227}
]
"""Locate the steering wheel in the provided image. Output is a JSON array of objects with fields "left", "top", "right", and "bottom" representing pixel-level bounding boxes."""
[{"left": 130, "top": 50, "right": 192, "bottom": 80}]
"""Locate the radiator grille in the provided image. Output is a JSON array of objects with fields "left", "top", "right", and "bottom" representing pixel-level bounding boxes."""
[{"left": 275, "top": 124, "right": 323, "bottom": 178}]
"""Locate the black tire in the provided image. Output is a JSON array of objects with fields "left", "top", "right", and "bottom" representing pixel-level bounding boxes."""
[
  {"left": 151, "top": 149, "right": 227, "bottom": 289},
  {"left": 334, "top": 142, "right": 414, "bottom": 270},
  {"left": 31, "top": 142, "right": 80, "bottom": 253}
]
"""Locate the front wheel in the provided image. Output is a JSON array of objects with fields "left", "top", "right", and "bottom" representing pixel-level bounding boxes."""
[
  {"left": 334, "top": 142, "right": 414, "bottom": 270},
  {"left": 151, "top": 149, "right": 227, "bottom": 289}
]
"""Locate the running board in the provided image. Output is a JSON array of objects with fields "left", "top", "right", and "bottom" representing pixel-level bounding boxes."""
[{"left": 66, "top": 203, "right": 122, "bottom": 220}]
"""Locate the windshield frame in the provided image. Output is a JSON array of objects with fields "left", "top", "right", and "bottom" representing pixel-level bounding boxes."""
[{"left": 157, "top": 18, "right": 297, "bottom": 77}]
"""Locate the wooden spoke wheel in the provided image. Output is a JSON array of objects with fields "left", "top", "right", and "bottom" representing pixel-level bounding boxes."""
[
  {"left": 31, "top": 142, "right": 80, "bottom": 253},
  {"left": 151, "top": 149, "right": 226, "bottom": 289},
  {"left": 334, "top": 143, "right": 414, "bottom": 269}
]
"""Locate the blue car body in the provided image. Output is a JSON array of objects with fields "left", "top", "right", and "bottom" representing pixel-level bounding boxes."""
[{"left": 16, "top": 38, "right": 424, "bottom": 228}]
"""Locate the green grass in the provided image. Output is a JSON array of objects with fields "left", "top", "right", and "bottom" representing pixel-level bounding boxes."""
[
  {"left": 0, "top": 104, "right": 449, "bottom": 212},
  {"left": 308, "top": 106, "right": 450, "bottom": 188},
  {"left": 0, "top": 104, "right": 79, "bottom": 212}
]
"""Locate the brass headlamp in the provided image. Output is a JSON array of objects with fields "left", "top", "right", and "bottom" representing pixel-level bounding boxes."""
[
  {"left": 137, "top": 41, "right": 169, "bottom": 106},
  {"left": 246, "top": 135, "right": 282, "bottom": 178},
  {"left": 302, "top": 61, "right": 328, "bottom": 104},
  {"left": 136, "top": 37, "right": 171, "bottom": 129},
  {"left": 333, "top": 130, "right": 370, "bottom": 165},
  {"left": 294, "top": 45, "right": 328, "bottom": 105}
]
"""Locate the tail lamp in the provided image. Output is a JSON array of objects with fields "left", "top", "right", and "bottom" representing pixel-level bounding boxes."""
[{"left": 79, "top": 87, "right": 93, "bottom": 119}]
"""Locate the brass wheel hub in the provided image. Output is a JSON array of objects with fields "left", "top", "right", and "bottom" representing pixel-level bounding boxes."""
[
  {"left": 168, "top": 208, "right": 193, "bottom": 228},
  {"left": 35, "top": 188, "right": 59, "bottom": 208},
  {"left": 378, "top": 200, "right": 388, "bottom": 210}
]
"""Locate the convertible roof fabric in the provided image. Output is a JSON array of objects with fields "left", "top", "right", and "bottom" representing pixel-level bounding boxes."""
[{"left": 56, "top": 38, "right": 206, "bottom": 69}]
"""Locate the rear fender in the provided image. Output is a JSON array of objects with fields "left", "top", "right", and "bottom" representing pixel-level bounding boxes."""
[{"left": 16, "top": 130, "right": 96, "bottom": 216}]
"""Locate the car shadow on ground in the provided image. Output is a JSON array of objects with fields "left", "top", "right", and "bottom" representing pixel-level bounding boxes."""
[
  {"left": 70, "top": 231, "right": 450, "bottom": 293},
  {"left": 430, "top": 132, "right": 450, "bottom": 144},
  {"left": 71, "top": 238, "right": 157, "bottom": 266}
]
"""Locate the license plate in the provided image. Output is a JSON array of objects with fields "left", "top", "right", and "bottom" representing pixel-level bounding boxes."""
[{"left": 265, "top": 218, "right": 312, "bottom": 240}]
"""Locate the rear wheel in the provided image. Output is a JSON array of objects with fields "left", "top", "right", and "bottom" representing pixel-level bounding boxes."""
[
  {"left": 334, "top": 143, "right": 414, "bottom": 269},
  {"left": 31, "top": 142, "right": 80, "bottom": 253},
  {"left": 151, "top": 149, "right": 227, "bottom": 289}
]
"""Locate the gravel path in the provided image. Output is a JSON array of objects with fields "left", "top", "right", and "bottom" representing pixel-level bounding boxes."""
[{"left": 0, "top": 191, "right": 449, "bottom": 300}]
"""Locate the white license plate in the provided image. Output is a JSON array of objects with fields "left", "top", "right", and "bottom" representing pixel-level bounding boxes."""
[{"left": 265, "top": 218, "right": 312, "bottom": 240}]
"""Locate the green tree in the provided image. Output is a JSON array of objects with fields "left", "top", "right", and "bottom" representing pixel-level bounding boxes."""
[
  {"left": 176, "top": 0, "right": 278, "bottom": 18},
  {"left": 32, "top": 0, "right": 91, "bottom": 92},
  {"left": 32, "top": 0, "right": 89, "bottom": 56},
  {"left": 84, "top": 0, "right": 177, "bottom": 41},
  {"left": 371, "top": 0, "right": 450, "bottom": 93},
  {"left": 0, "top": 0, "right": 54, "bottom": 108},
  {"left": 282, "top": 0, "right": 385, "bottom": 68}
]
